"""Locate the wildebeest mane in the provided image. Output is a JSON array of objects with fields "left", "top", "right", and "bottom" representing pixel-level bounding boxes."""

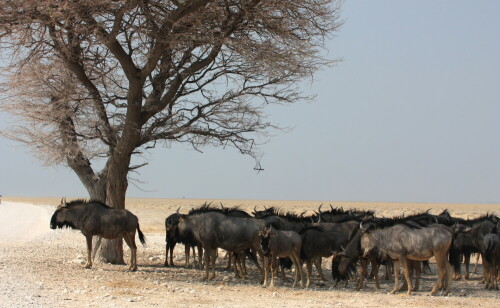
[
  {"left": 252, "top": 206, "right": 281, "bottom": 218},
  {"left": 187, "top": 202, "right": 250, "bottom": 217},
  {"left": 253, "top": 207, "right": 312, "bottom": 223},
  {"left": 319, "top": 205, "right": 375, "bottom": 217},
  {"left": 63, "top": 199, "right": 110, "bottom": 208},
  {"left": 463, "top": 213, "right": 499, "bottom": 227},
  {"left": 364, "top": 211, "right": 436, "bottom": 231}
]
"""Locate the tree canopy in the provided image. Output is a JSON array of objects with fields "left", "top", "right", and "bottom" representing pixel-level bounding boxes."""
[{"left": 0, "top": 0, "right": 342, "bottom": 204}]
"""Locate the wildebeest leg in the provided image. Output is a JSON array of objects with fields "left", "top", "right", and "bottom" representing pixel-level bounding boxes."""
[
  {"left": 123, "top": 233, "right": 138, "bottom": 271},
  {"left": 197, "top": 245, "right": 203, "bottom": 269},
  {"left": 84, "top": 235, "right": 93, "bottom": 269},
  {"left": 225, "top": 251, "right": 232, "bottom": 270},
  {"left": 202, "top": 248, "right": 211, "bottom": 280},
  {"left": 185, "top": 245, "right": 191, "bottom": 267},
  {"left": 357, "top": 258, "right": 368, "bottom": 290},
  {"left": 473, "top": 253, "right": 480, "bottom": 273},
  {"left": 399, "top": 258, "right": 413, "bottom": 295},
  {"left": 210, "top": 249, "right": 217, "bottom": 280},
  {"left": 371, "top": 258, "right": 381, "bottom": 289},
  {"left": 385, "top": 261, "right": 393, "bottom": 280},
  {"left": 464, "top": 253, "right": 471, "bottom": 280},
  {"left": 262, "top": 256, "right": 269, "bottom": 287},
  {"left": 291, "top": 253, "right": 303, "bottom": 288},
  {"left": 232, "top": 253, "right": 241, "bottom": 278},
  {"left": 280, "top": 262, "right": 288, "bottom": 283},
  {"left": 431, "top": 252, "right": 449, "bottom": 295},
  {"left": 249, "top": 248, "right": 263, "bottom": 275},
  {"left": 165, "top": 235, "right": 170, "bottom": 266},
  {"left": 234, "top": 252, "right": 247, "bottom": 279},
  {"left": 313, "top": 257, "right": 327, "bottom": 282},
  {"left": 191, "top": 246, "right": 198, "bottom": 267},
  {"left": 270, "top": 257, "right": 278, "bottom": 288},
  {"left": 226, "top": 252, "right": 232, "bottom": 269},
  {"left": 453, "top": 253, "right": 463, "bottom": 280},
  {"left": 165, "top": 239, "right": 176, "bottom": 267},
  {"left": 412, "top": 261, "right": 421, "bottom": 291},
  {"left": 390, "top": 260, "right": 400, "bottom": 294},
  {"left": 306, "top": 260, "right": 313, "bottom": 288}
]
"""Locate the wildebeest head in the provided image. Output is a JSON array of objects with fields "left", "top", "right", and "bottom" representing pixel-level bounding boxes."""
[
  {"left": 165, "top": 207, "right": 182, "bottom": 232},
  {"left": 50, "top": 197, "right": 77, "bottom": 229},
  {"left": 359, "top": 221, "right": 378, "bottom": 257},
  {"left": 259, "top": 225, "right": 273, "bottom": 255}
]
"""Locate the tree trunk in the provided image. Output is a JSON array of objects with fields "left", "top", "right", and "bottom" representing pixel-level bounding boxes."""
[{"left": 97, "top": 152, "right": 132, "bottom": 265}]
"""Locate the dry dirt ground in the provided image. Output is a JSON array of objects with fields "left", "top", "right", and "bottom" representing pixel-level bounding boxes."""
[{"left": 0, "top": 197, "right": 499, "bottom": 308}]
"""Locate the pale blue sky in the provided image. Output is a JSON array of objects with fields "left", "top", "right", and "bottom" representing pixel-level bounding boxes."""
[{"left": 1, "top": 1, "right": 499, "bottom": 203}]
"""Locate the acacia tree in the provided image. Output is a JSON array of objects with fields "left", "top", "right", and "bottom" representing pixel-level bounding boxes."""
[{"left": 0, "top": 0, "right": 342, "bottom": 263}]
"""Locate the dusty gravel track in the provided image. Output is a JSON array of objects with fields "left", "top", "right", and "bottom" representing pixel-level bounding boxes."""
[{"left": 0, "top": 200, "right": 498, "bottom": 307}]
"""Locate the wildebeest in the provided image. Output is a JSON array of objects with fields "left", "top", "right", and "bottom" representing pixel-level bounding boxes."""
[
  {"left": 177, "top": 206, "right": 263, "bottom": 280},
  {"left": 300, "top": 224, "right": 355, "bottom": 287},
  {"left": 359, "top": 221, "right": 452, "bottom": 295},
  {"left": 259, "top": 225, "right": 303, "bottom": 288},
  {"left": 482, "top": 232, "right": 500, "bottom": 290},
  {"left": 449, "top": 214, "right": 498, "bottom": 280},
  {"left": 50, "top": 198, "right": 146, "bottom": 271},
  {"left": 304, "top": 220, "right": 360, "bottom": 284},
  {"left": 165, "top": 208, "right": 202, "bottom": 268}
]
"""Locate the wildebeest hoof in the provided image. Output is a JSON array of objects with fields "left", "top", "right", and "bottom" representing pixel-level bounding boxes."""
[{"left": 390, "top": 289, "right": 397, "bottom": 294}]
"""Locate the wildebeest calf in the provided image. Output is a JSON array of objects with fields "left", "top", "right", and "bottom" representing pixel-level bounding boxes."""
[
  {"left": 260, "top": 225, "right": 303, "bottom": 288},
  {"left": 50, "top": 198, "right": 146, "bottom": 271}
]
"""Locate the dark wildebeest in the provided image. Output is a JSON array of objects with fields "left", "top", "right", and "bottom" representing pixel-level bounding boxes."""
[
  {"left": 300, "top": 223, "right": 357, "bottom": 287},
  {"left": 252, "top": 206, "right": 313, "bottom": 280},
  {"left": 359, "top": 221, "right": 452, "bottom": 295},
  {"left": 259, "top": 225, "right": 303, "bottom": 288},
  {"left": 177, "top": 206, "right": 263, "bottom": 280},
  {"left": 50, "top": 198, "right": 146, "bottom": 271},
  {"left": 164, "top": 208, "right": 202, "bottom": 268},
  {"left": 449, "top": 214, "right": 498, "bottom": 280},
  {"left": 482, "top": 232, "right": 500, "bottom": 290},
  {"left": 304, "top": 220, "right": 360, "bottom": 284}
]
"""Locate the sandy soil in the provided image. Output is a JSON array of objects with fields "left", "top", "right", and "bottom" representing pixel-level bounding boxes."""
[{"left": 0, "top": 197, "right": 498, "bottom": 307}]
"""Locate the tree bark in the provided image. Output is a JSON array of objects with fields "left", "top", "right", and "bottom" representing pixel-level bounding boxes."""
[{"left": 98, "top": 158, "right": 130, "bottom": 265}]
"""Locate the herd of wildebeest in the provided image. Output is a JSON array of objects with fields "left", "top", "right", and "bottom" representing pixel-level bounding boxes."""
[{"left": 50, "top": 198, "right": 500, "bottom": 296}]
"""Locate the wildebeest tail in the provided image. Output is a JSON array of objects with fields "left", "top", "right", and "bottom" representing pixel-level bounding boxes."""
[
  {"left": 245, "top": 248, "right": 258, "bottom": 264},
  {"left": 137, "top": 223, "right": 147, "bottom": 246},
  {"left": 484, "top": 238, "right": 496, "bottom": 264},
  {"left": 423, "top": 260, "right": 432, "bottom": 273},
  {"left": 448, "top": 233, "right": 460, "bottom": 274}
]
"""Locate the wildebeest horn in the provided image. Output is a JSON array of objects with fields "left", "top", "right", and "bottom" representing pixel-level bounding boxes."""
[
  {"left": 220, "top": 202, "right": 224, "bottom": 209},
  {"left": 176, "top": 206, "right": 181, "bottom": 214},
  {"left": 318, "top": 204, "right": 323, "bottom": 213},
  {"left": 264, "top": 205, "right": 267, "bottom": 210},
  {"left": 340, "top": 245, "right": 346, "bottom": 252},
  {"left": 360, "top": 221, "right": 364, "bottom": 230},
  {"left": 253, "top": 205, "right": 258, "bottom": 213},
  {"left": 63, "top": 197, "right": 67, "bottom": 207},
  {"left": 330, "top": 204, "right": 334, "bottom": 211},
  {"left": 317, "top": 215, "right": 321, "bottom": 223}
]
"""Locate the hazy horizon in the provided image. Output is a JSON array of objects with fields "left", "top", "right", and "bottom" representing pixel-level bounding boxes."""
[{"left": 1, "top": 1, "right": 499, "bottom": 204}]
